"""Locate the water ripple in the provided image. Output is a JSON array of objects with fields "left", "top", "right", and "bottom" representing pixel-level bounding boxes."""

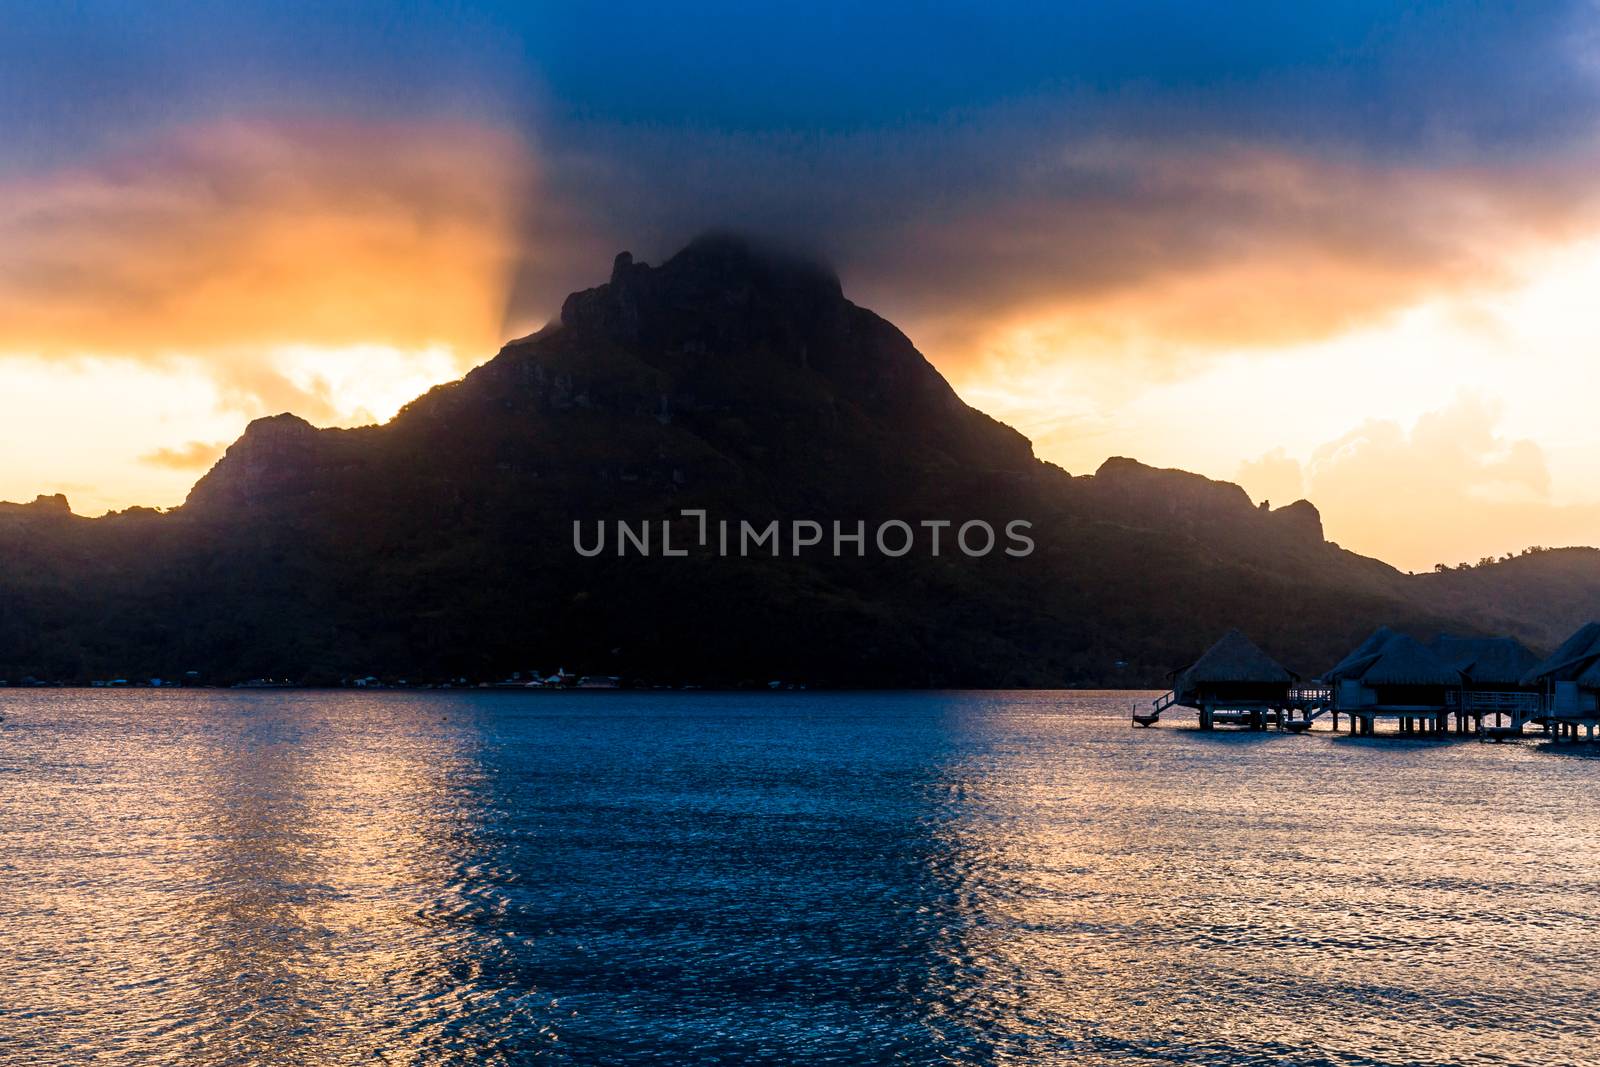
[{"left": 1, "top": 690, "right": 1598, "bottom": 1065}]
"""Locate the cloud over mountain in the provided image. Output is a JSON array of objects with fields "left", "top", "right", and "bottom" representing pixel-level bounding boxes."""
[{"left": 0, "top": 118, "right": 530, "bottom": 415}]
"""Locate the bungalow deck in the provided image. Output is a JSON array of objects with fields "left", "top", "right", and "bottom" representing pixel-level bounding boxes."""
[{"left": 1134, "top": 686, "right": 1333, "bottom": 731}]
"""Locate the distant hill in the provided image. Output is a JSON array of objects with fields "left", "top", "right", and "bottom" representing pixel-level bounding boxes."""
[
  {"left": 1409, "top": 548, "right": 1600, "bottom": 650},
  {"left": 2, "top": 234, "right": 1597, "bottom": 686}
]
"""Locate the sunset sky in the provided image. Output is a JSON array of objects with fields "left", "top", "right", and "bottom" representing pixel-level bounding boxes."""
[{"left": 3, "top": 2, "right": 1599, "bottom": 571}]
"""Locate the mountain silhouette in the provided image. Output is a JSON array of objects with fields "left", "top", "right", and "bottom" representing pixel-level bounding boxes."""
[{"left": 3, "top": 234, "right": 1598, "bottom": 686}]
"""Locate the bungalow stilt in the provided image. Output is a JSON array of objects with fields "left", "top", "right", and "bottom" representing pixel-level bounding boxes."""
[{"left": 1430, "top": 634, "right": 1542, "bottom": 740}]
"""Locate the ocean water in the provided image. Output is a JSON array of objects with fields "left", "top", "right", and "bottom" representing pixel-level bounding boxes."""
[{"left": 2, "top": 690, "right": 1599, "bottom": 1066}]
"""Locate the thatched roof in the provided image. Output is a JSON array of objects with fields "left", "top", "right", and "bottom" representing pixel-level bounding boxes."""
[
  {"left": 1326, "top": 628, "right": 1461, "bottom": 687},
  {"left": 1174, "top": 629, "right": 1297, "bottom": 695},
  {"left": 1322, "top": 626, "right": 1397, "bottom": 682},
  {"left": 1523, "top": 622, "right": 1600, "bottom": 685},
  {"left": 1429, "top": 634, "right": 1541, "bottom": 686},
  {"left": 1363, "top": 634, "right": 1463, "bottom": 686}
]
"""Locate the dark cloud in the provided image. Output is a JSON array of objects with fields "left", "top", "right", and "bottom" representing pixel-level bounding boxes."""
[
  {"left": 5, "top": 2, "right": 1600, "bottom": 381},
  {"left": 500, "top": 120, "right": 1600, "bottom": 375},
  {"left": 489, "top": 3, "right": 1600, "bottom": 359}
]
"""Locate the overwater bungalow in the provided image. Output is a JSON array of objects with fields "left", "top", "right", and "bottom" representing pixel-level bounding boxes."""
[
  {"left": 1136, "top": 628, "right": 1322, "bottom": 730},
  {"left": 1429, "top": 634, "right": 1542, "bottom": 737},
  {"left": 1324, "top": 628, "right": 1464, "bottom": 736},
  {"left": 1521, "top": 622, "right": 1600, "bottom": 740}
]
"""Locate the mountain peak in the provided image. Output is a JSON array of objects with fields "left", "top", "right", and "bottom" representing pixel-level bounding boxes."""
[
  {"left": 0, "top": 492, "right": 72, "bottom": 518},
  {"left": 183, "top": 412, "right": 323, "bottom": 514},
  {"left": 1089, "top": 457, "right": 1330, "bottom": 542},
  {"left": 667, "top": 231, "right": 840, "bottom": 294},
  {"left": 242, "top": 412, "right": 316, "bottom": 439},
  {"left": 1270, "top": 498, "right": 1323, "bottom": 541},
  {"left": 559, "top": 232, "right": 843, "bottom": 349},
  {"left": 1093, "top": 456, "right": 1254, "bottom": 511}
]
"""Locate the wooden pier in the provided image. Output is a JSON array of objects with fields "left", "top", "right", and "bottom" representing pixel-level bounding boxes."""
[
  {"left": 1135, "top": 622, "right": 1600, "bottom": 744},
  {"left": 1134, "top": 685, "right": 1334, "bottom": 731}
]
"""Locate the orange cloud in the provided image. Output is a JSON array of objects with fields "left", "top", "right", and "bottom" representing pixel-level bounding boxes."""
[
  {"left": 0, "top": 117, "right": 534, "bottom": 410},
  {"left": 1237, "top": 448, "right": 1306, "bottom": 510},
  {"left": 1238, "top": 395, "right": 1600, "bottom": 571},
  {"left": 138, "top": 440, "right": 227, "bottom": 471}
]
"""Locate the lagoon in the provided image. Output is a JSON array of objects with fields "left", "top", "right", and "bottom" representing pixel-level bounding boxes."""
[{"left": 2, "top": 690, "right": 1598, "bottom": 1065}]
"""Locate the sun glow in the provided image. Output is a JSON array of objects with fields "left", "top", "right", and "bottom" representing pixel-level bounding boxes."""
[
  {"left": 949, "top": 235, "right": 1600, "bottom": 571},
  {"left": 0, "top": 343, "right": 471, "bottom": 515},
  {"left": 0, "top": 116, "right": 531, "bottom": 515},
  {"left": 272, "top": 343, "right": 467, "bottom": 426}
]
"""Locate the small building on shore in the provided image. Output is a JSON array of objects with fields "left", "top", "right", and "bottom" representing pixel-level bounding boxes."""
[
  {"left": 1521, "top": 622, "right": 1600, "bottom": 737},
  {"left": 1324, "top": 628, "right": 1464, "bottom": 735}
]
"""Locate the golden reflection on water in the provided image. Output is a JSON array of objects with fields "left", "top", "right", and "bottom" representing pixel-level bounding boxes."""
[
  {"left": 1, "top": 692, "right": 480, "bottom": 1066},
  {"left": 5, "top": 690, "right": 1600, "bottom": 1066}
]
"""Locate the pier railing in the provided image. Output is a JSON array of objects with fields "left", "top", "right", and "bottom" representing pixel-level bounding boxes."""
[{"left": 1446, "top": 690, "right": 1541, "bottom": 715}]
